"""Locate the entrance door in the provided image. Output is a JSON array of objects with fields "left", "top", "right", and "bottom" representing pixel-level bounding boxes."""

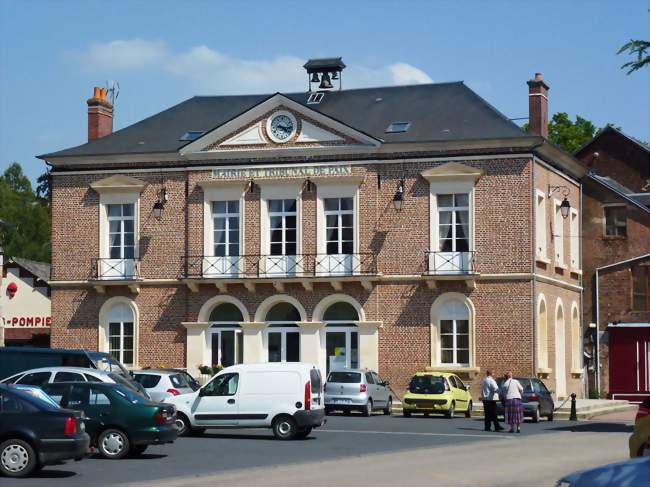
[
  {"left": 325, "top": 329, "right": 359, "bottom": 374},
  {"left": 193, "top": 372, "right": 240, "bottom": 426},
  {"left": 267, "top": 329, "right": 300, "bottom": 362},
  {"left": 555, "top": 318, "right": 567, "bottom": 398},
  {"left": 209, "top": 329, "right": 243, "bottom": 368}
]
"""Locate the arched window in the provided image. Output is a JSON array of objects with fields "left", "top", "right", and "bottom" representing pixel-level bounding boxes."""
[
  {"left": 555, "top": 300, "right": 566, "bottom": 397},
  {"left": 323, "top": 302, "right": 359, "bottom": 373},
  {"left": 571, "top": 303, "right": 581, "bottom": 372},
  {"left": 438, "top": 299, "right": 470, "bottom": 366},
  {"left": 265, "top": 302, "right": 300, "bottom": 363},
  {"left": 107, "top": 303, "right": 135, "bottom": 367},
  {"left": 209, "top": 303, "right": 244, "bottom": 368},
  {"left": 537, "top": 296, "right": 548, "bottom": 370}
]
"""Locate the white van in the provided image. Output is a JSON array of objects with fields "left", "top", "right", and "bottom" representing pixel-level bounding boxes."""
[{"left": 168, "top": 362, "right": 325, "bottom": 440}]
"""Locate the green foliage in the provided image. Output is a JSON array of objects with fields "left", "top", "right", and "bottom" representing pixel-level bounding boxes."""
[
  {"left": 523, "top": 112, "right": 598, "bottom": 153},
  {"left": 0, "top": 163, "right": 51, "bottom": 262},
  {"left": 618, "top": 39, "right": 650, "bottom": 74}
]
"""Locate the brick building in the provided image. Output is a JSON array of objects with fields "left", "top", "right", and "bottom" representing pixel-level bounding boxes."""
[
  {"left": 575, "top": 127, "right": 650, "bottom": 400},
  {"left": 39, "top": 62, "right": 586, "bottom": 398}
]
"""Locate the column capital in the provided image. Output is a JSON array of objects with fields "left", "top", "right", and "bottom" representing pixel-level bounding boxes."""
[{"left": 181, "top": 321, "right": 210, "bottom": 331}]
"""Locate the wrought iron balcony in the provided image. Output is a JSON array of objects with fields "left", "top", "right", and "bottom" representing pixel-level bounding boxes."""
[
  {"left": 183, "top": 253, "right": 378, "bottom": 279},
  {"left": 426, "top": 251, "right": 476, "bottom": 275},
  {"left": 93, "top": 258, "right": 140, "bottom": 280}
]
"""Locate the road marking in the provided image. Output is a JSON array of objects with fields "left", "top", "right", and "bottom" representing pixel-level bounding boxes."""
[{"left": 318, "top": 429, "right": 515, "bottom": 439}]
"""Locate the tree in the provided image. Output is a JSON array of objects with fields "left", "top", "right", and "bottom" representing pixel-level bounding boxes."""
[
  {"left": 36, "top": 172, "right": 51, "bottom": 202},
  {"left": 618, "top": 39, "right": 650, "bottom": 74},
  {"left": 0, "top": 163, "right": 51, "bottom": 262},
  {"left": 524, "top": 112, "right": 598, "bottom": 153}
]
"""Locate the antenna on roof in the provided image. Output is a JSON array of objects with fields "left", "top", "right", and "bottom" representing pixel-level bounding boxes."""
[{"left": 105, "top": 80, "right": 120, "bottom": 107}]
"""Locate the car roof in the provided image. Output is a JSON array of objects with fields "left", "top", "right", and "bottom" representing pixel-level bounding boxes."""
[
  {"left": 8, "top": 366, "right": 111, "bottom": 377},
  {"left": 133, "top": 369, "right": 183, "bottom": 376},
  {"left": 414, "top": 372, "right": 456, "bottom": 378},
  {"left": 328, "top": 369, "right": 373, "bottom": 374}
]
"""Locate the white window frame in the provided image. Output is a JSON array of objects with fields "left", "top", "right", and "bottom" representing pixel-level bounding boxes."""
[
  {"left": 436, "top": 193, "right": 471, "bottom": 252},
  {"left": 569, "top": 208, "right": 579, "bottom": 271},
  {"left": 268, "top": 199, "right": 298, "bottom": 256},
  {"left": 265, "top": 325, "right": 301, "bottom": 362},
  {"left": 602, "top": 203, "right": 627, "bottom": 237},
  {"left": 535, "top": 190, "right": 549, "bottom": 262},
  {"left": 98, "top": 193, "right": 140, "bottom": 279},
  {"left": 207, "top": 326, "right": 244, "bottom": 367},
  {"left": 107, "top": 203, "right": 136, "bottom": 260},
  {"left": 430, "top": 293, "right": 475, "bottom": 369},
  {"left": 324, "top": 197, "right": 355, "bottom": 255},
  {"left": 553, "top": 198, "right": 565, "bottom": 267},
  {"left": 428, "top": 181, "right": 475, "bottom": 253},
  {"left": 260, "top": 182, "right": 302, "bottom": 255},
  {"left": 99, "top": 297, "right": 139, "bottom": 368},
  {"left": 211, "top": 201, "right": 241, "bottom": 257}
]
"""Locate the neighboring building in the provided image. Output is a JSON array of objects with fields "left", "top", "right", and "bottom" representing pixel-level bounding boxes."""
[
  {"left": 576, "top": 127, "right": 650, "bottom": 401},
  {"left": 39, "top": 63, "right": 586, "bottom": 398},
  {"left": 1, "top": 257, "right": 51, "bottom": 347}
]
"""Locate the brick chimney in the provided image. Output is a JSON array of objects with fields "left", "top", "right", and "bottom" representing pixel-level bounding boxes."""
[
  {"left": 87, "top": 86, "right": 113, "bottom": 141},
  {"left": 527, "top": 73, "right": 549, "bottom": 138}
]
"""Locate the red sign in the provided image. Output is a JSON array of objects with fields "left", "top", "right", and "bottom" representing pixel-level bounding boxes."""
[{"left": 2, "top": 316, "right": 52, "bottom": 328}]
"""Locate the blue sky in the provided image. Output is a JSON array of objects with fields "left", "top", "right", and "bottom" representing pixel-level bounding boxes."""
[{"left": 1, "top": 0, "right": 648, "bottom": 184}]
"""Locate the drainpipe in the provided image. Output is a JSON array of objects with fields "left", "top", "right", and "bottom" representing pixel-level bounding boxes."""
[
  {"left": 595, "top": 267, "right": 600, "bottom": 397},
  {"left": 531, "top": 158, "right": 537, "bottom": 377},
  {"left": 579, "top": 181, "right": 585, "bottom": 397}
]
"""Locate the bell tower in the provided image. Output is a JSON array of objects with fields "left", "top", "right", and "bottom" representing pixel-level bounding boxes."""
[{"left": 304, "top": 57, "right": 346, "bottom": 92}]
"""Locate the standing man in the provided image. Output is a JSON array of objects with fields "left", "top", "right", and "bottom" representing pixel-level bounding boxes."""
[{"left": 481, "top": 370, "right": 503, "bottom": 432}]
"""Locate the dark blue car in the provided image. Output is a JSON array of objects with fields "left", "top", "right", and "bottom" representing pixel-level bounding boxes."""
[
  {"left": 557, "top": 457, "right": 650, "bottom": 486},
  {"left": 496, "top": 376, "right": 555, "bottom": 422}
]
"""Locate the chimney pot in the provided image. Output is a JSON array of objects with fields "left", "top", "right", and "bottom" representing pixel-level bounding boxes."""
[
  {"left": 527, "top": 72, "right": 550, "bottom": 138},
  {"left": 87, "top": 86, "right": 113, "bottom": 141}
]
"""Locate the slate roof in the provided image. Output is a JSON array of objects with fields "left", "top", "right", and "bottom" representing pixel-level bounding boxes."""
[
  {"left": 11, "top": 257, "right": 51, "bottom": 282},
  {"left": 40, "top": 82, "right": 531, "bottom": 159}
]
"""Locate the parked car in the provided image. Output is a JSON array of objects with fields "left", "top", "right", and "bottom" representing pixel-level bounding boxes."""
[
  {"left": 556, "top": 457, "right": 650, "bottom": 486},
  {"left": 496, "top": 376, "right": 554, "bottom": 422},
  {"left": 324, "top": 369, "right": 392, "bottom": 416},
  {"left": 629, "top": 397, "right": 650, "bottom": 458},
  {"left": 42, "top": 382, "right": 177, "bottom": 459},
  {"left": 133, "top": 369, "right": 200, "bottom": 402},
  {"left": 402, "top": 372, "right": 472, "bottom": 418},
  {"left": 167, "top": 362, "right": 325, "bottom": 440},
  {"left": 1, "top": 366, "right": 150, "bottom": 399},
  {"left": 0, "top": 384, "right": 89, "bottom": 478}
]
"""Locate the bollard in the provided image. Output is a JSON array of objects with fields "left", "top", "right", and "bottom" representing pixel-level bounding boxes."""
[{"left": 569, "top": 393, "right": 578, "bottom": 421}]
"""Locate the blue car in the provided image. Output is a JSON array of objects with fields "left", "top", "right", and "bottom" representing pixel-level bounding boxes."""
[{"left": 557, "top": 457, "right": 650, "bottom": 486}]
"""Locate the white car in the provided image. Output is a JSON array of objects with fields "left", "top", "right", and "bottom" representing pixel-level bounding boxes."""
[
  {"left": 168, "top": 362, "right": 325, "bottom": 440},
  {"left": 133, "top": 369, "right": 200, "bottom": 402}
]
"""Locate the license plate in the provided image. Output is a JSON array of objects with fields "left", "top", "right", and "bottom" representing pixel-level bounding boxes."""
[{"left": 334, "top": 399, "right": 352, "bottom": 404}]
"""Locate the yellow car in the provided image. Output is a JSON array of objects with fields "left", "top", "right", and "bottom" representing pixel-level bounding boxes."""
[
  {"left": 629, "top": 398, "right": 650, "bottom": 458},
  {"left": 402, "top": 372, "right": 472, "bottom": 418}
]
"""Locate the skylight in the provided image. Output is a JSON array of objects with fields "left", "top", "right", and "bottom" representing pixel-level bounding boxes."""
[
  {"left": 385, "top": 122, "right": 411, "bottom": 133},
  {"left": 307, "top": 92, "right": 325, "bottom": 104},
  {"left": 179, "top": 131, "right": 206, "bottom": 141}
]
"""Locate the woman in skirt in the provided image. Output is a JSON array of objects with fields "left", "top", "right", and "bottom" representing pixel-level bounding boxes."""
[{"left": 502, "top": 372, "right": 524, "bottom": 433}]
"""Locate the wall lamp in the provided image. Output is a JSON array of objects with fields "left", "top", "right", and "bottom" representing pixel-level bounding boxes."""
[
  {"left": 392, "top": 179, "right": 405, "bottom": 211},
  {"left": 305, "top": 178, "right": 313, "bottom": 193},
  {"left": 248, "top": 179, "right": 258, "bottom": 194},
  {"left": 548, "top": 185, "right": 571, "bottom": 219},
  {"left": 152, "top": 187, "right": 168, "bottom": 220}
]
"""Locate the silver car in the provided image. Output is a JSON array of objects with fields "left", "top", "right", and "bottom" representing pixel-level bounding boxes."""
[
  {"left": 324, "top": 369, "right": 392, "bottom": 416},
  {"left": 133, "top": 369, "right": 200, "bottom": 402}
]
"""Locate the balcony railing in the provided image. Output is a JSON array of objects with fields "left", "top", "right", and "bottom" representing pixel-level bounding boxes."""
[
  {"left": 426, "top": 251, "right": 476, "bottom": 275},
  {"left": 93, "top": 258, "right": 140, "bottom": 280},
  {"left": 183, "top": 253, "right": 378, "bottom": 279}
]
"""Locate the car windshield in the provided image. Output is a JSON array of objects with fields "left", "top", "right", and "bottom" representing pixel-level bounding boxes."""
[
  {"left": 497, "top": 377, "right": 532, "bottom": 392},
  {"left": 11, "top": 385, "right": 61, "bottom": 410},
  {"left": 408, "top": 375, "right": 446, "bottom": 394},
  {"left": 89, "top": 353, "right": 130, "bottom": 377},
  {"left": 327, "top": 372, "right": 361, "bottom": 383},
  {"left": 113, "top": 385, "right": 149, "bottom": 405}
]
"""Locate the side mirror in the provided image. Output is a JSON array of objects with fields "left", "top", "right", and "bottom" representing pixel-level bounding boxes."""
[
  {"left": 383, "top": 381, "right": 390, "bottom": 387},
  {"left": 198, "top": 388, "right": 207, "bottom": 397}
]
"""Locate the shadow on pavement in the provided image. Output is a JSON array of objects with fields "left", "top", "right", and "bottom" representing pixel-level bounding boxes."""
[
  {"left": 199, "top": 432, "right": 316, "bottom": 442},
  {"left": 550, "top": 422, "right": 634, "bottom": 433},
  {"left": 31, "top": 469, "right": 77, "bottom": 479}
]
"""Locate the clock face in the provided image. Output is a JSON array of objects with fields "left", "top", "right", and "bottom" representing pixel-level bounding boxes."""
[{"left": 269, "top": 114, "right": 295, "bottom": 142}]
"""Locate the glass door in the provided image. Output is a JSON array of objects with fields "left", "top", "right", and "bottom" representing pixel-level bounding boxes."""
[
  {"left": 267, "top": 327, "right": 300, "bottom": 362},
  {"left": 435, "top": 193, "right": 470, "bottom": 273},
  {"left": 266, "top": 199, "right": 298, "bottom": 276},
  {"left": 325, "top": 328, "right": 358, "bottom": 374},
  {"left": 318, "top": 197, "right": 354, "bottom": 276},
  {"left": 209, "top": 328, "right": 243, "bottom": 368}
]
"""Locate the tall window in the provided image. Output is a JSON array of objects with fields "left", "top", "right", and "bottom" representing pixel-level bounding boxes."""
[
  {"left": 107, "top": 204, "right": 135, "bottom": 259},
  {"left": 438, "top": 300, "right": 470, "bottom": 366},
  {"left": 604, "top": 205, "right": 627, "bottom": 237},
  {"left": 632, "top": 265, "right": 650, "bottom": 311},
  {"left": 265, "top": 302, "right": 300, "bottom": 362},
  {"left": 209, "top": 303, "right": 244, "bottom": 368},
  {"left": 570, "top": 209, "right": 579, "bottom": 270},
  {"left": 554, "top": 200, "right": 564, "bottom": 265},
  {"left": 108, "top": 303, "right": 134, "bottom": 366},
  {"left": 212, "top": 201, "right": 240, "bottom": 257},
  {"left": 438, "top": 194, "right": 469, "bottom": 252},
  {"left": 536, "top": 191, "right": 547, "bottom": 259},
  {"left": 325, "top": 198, "right": 354, "bottom": 255},
  {"left": 324, "top": 302, "right": 359, "bottom": 373},
  {"left": 269, "top": 199, "right": 297, "bottom": 256}
]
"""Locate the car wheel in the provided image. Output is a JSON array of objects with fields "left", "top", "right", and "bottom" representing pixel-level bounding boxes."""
[
  {"left": 446, "top": 402, "right": 456, "bottom": 418},
  {"left": 98, "top": 429, "right": 130, "bottom": 459},
  {"left": 403, "top": 410, "right": 411, "bottom": 417},
  {"left": 0, "top": 439, "right": 38, "bottom": 478},
  {"left": 272, "top": 415, "right": 298, "bottom": 440},
  {"left": 175, "top": 413, "right": 192, "bottom": 437},
  {"left": 324, "top": 407, "right": 332, "bottom": 415},
  {"left": 531, "top": 406, "right": 540, "bottom": 423},
  {"left": 547, "top": 411, "right": 554, "bottom": 422},
  {"left": 362, "top": 400, "right": 373, "bottom": 417},
  {"left": 296, "top": 427, "right": 313, "bottom": 439},
  {"left": 129, "top": 445, "right": 148, "bottom": 456},
  {"left": 384, "top": 398, "right": 393, "bottom": 416},
  {"left": 465, "top": 401, "right": 473, "bottom": 418}
]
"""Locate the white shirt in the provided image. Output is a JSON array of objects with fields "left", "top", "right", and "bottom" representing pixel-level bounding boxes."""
[
  {"left": 502, "top": 378, "right": 524, "bottom": 400},
  {"left": 481, "top": 376, "right": 500, "bottom": 401}
]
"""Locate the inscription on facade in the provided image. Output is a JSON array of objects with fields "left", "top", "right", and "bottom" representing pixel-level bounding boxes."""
[{"left": 211, "top": 165, "right": 352, "bottom": 179}]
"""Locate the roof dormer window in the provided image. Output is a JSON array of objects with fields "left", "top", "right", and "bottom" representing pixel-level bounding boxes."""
[{"left": 385, "top": 122, "right": 411, "bottom": 133}]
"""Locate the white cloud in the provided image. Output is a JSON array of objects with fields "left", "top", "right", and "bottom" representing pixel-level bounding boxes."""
[{"left": 70, "top": 39, "right": 433, "bottom": 93}]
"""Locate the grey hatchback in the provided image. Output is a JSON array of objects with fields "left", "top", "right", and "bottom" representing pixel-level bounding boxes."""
[{"left": 324, "top": 369, "right": 392, "bottom": 416}]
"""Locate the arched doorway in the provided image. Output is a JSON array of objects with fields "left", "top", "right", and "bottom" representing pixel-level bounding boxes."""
[
  {"left": 555, "top": 300, "right": 566, "bottom": 397},
  {"left": 208, "top": 302, "right": 244, "bottom": 368},
  {"left": 324, "top": 302, "right": 359, "bottom": 373},
  {"left": 265, "top": 302, "right": 301, "bottom": 362}
]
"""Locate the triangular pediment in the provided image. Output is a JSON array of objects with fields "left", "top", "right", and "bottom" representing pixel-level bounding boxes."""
[
  {"left": 421, "top": 162, "right": 484, "bottom": 181},
  {"left": 90, "top": 175, "right": 146, "bottom": 193},
  {"left": 179, "top": 93, "right": 380, "bottom": 155}
]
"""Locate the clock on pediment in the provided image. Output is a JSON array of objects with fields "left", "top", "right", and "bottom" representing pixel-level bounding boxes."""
[{"left": 266, "top": 111, "right": 297, "bottom": 143}]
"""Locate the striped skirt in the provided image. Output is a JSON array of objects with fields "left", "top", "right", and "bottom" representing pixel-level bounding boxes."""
[{"left": 505, "top": 398, "right": 524, "bottom": 425}]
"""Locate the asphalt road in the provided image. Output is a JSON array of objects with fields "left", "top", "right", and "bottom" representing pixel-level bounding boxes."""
[{"left": 5, "top": 413, "right": 635, "bottom": 486}]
